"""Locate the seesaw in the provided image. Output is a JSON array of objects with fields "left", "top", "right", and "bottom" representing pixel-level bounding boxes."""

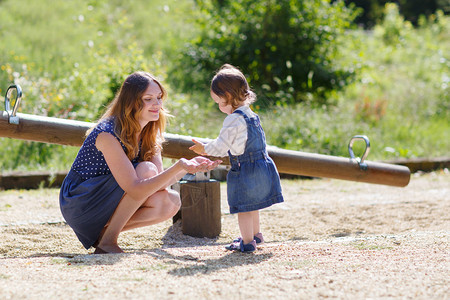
[
  {"left": 1, "top": 84, "right": 411, "bottom": 238},
  {"left": 1, "top": 84, "right": 410, "bottom": 187}
]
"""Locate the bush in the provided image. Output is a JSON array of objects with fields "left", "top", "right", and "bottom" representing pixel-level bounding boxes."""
[
  {"left": 259, "top": 5, "right": 449, "bottom": 161},
  {"left": 170, "top": 0, "right": 358, "bottom": 107},
  {"left": 0, "top": 0, "right": 448, "bottom": 172},
  {"left": 343, "top": 0, "right": 449, "bottom": 28},
  {"left": 0, "top": 0, "right": 172, "bottom": 171}
]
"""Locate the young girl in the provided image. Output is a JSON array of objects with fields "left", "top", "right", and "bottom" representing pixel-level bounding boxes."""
[
  {"left": 190, "top": 64, "right": 284, "bottom": 252},
  {"left": 60, "top": 71, "right": 220, "bottom": 254}
]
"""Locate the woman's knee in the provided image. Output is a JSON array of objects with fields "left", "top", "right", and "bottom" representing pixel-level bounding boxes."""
[
  {"left": 136, "top": 161, "right": 158, "bottom": 179},
  {"left": 167, "top": 189, "right": 181, "bottom": 209},
  {"left": 158, "top": 189, "right": 181, "bottom": 219},
  {"left": 143, "top": 189, "right": 180, "bottom": 217}
]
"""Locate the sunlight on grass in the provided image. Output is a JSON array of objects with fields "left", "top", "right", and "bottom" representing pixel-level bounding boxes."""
[{"left": 0, "top": 1, "right": 448, "bottom": 171}]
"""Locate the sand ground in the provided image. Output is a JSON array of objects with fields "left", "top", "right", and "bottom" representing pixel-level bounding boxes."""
[{"left": 0, "top": 171, "right": 449, "bottom": 299}]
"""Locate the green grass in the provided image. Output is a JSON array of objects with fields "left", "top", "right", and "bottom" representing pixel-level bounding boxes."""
[
  {"left": 352, "top": 241, "right": 393, "bottom": 251},
  {"left": 260, "top": 8, "right": 449, "bottom": 161},
  {"left": 0, "top": 1, "right": 448, "bottom": 172},
  {"left": 51, "top": 257, "right": 68, "bottom": 265}
]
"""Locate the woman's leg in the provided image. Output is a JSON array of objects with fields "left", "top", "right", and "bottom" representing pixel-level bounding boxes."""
[
  {"left": 95, "top": 193, "right": 146, "bottom": 253},
  {"left": 121, "top": 188, "right": 180, "bottom": 231},
  {"left": 122, "top": 161, "right": 181, "bottom": 229},
  {"left": 96, "top": 161, "right": 179, "bottom": 253}
]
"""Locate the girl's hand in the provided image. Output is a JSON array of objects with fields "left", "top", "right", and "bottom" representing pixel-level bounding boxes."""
[
  {"left": 179, "top": 157, "right": 222, "bottom": 174},
  {"left": 189, "top": 139, "right": 207, "bottom": 155}
]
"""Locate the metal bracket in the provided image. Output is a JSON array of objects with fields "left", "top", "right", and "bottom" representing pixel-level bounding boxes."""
[
  {"left": 4, "top": 84, "right": 22, "bottom": 124},
  {"left": 348, "top": 135, "right": 370, "bottom": 170}
]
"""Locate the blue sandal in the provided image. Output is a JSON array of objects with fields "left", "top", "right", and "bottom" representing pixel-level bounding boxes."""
[
  {"left": 232, "top": 232, "right": 264, "bottom": 245},
  {"left": 225, "top": 240, "right": 257, "bottom": 253}
]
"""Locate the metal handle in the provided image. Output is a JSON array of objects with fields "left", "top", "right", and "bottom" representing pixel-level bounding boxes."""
[
  {"left": 348, "top": 135, "right": 370, "bottom": 170},
  {"left": 4, "top": 84, "right": 22, "bottom": 124}
]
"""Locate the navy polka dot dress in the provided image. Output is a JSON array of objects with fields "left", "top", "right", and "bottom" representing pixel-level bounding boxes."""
[{"left": 59, "top": 117, "right": 140, "bottom": 249}]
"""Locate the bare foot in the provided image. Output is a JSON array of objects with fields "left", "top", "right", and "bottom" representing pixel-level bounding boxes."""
[{"left": 94, "top": 243, "right": 124, "bottom": 254}]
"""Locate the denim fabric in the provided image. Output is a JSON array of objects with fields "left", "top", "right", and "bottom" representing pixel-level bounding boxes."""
[{"left": 227, "top": 110, "right": 284, "bottom": 214}]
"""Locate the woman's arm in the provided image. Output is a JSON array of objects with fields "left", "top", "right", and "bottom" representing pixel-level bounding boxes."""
[
  {"left": 150, "top": 150, "right": 189, "bottom": 187},
  {"left": 96, "top": 132, "right": 219, "bottom": 201},
  {"left": 150, "top": 150, "right": 164, "bottom": 173}
]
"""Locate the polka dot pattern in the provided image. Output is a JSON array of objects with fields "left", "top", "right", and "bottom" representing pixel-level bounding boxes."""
[{"left": 71, "top": 118, "right": 139, "bottom": 180}]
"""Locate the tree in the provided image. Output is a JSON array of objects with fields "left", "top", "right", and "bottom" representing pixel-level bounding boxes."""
[
  {"left": 342, "top": 0, "right": 449, "bottom": 27},
  {"left": 170, "top": 0, "right": 357, "bottom": 106}
]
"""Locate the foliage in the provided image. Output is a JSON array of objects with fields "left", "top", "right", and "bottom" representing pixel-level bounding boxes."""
[
  {"left": 0, "top": 140, "right": 77, "bottom": 172},
  {"left": 170, "top": 0, "right": 359, "bottom": 107},
  {"left": 0, "top": 1, "right": 448, "bottom": 173},
  {"left": 0, "top": 0, "right": 193, "bottom": 172},
  {"left": 342, "top": 0, "right": 449, "bottom": 28},
  {"left": 262, "top": 5, "right": 449, "bottom": 159}
]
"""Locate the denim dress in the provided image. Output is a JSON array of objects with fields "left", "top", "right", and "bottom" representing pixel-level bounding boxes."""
[
  {"left": 227, "top": 110, "right": 284, "bottom": 213},
  {"left": 59, "top": 118, "right": 140, "bottom": 249}
]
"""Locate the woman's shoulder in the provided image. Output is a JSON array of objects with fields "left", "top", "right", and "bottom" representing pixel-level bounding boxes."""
[
  {"left": 95, "top": 117, "right": 116, "bottom": 133},
  {"left": 84, "top": 117, "right": 116, "bottom": 143}
]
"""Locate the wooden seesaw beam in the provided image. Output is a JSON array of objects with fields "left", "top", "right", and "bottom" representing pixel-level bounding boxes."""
[{"left": 0, "top": 111, "right": 411, "bottom": 187}]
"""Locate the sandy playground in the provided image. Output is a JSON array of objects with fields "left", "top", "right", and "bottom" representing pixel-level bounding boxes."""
[{"left": 0, "top": 171, "right": 449, "bottom": 299}]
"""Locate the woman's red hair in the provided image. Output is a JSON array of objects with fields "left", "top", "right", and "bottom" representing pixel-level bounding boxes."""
[{"left": 92, "top": 71, "right": 168, "bottom": 161}]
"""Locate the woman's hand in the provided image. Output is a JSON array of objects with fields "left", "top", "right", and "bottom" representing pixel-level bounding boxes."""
[
  {"left": 192, "top": 156, "right": 222, "bottom": 170},
  {"left": 189, "top": 139, "right": 207, "bottom": 155},
  {"left": 179, "top": 156, "right": 222, "bottom": 174}
]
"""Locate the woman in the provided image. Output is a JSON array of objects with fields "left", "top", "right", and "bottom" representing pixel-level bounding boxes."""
[{"left": 60, "top": 71, "right": 220, "bottom": 254}]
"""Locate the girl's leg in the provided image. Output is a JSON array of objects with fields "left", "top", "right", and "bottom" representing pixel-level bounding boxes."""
[
  {"left": 237, "top": 212, "right": 255, "bottom": 244},
  {"left": 252, "top": 210, "right": 260, "bottom": 236}
]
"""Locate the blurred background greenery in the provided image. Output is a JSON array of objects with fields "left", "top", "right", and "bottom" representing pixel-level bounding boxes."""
[{"left": 0, "top": 0, "right": 448, "bottom": 172}]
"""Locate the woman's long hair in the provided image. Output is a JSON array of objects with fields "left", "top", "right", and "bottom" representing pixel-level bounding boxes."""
[{"left": 92, "top": 71, "right": 168, "bottom": 161}]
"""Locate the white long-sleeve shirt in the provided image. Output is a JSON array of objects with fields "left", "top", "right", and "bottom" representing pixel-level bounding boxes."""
[{"left": 204, "top": 106, "right": 256, "bottom": 157}]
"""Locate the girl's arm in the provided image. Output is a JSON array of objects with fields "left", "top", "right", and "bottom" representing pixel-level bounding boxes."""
[
  {"left": 189, "top": 139, "right": 207, "bottom": 155},
  {"left": 190, "top": 113, "right": 247, "bottom": 157},
  {"left": 96, "top": 132, "right": 219, "bottom": 201}
]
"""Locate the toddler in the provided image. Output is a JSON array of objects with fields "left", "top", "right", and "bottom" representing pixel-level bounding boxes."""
[{"left": 190, "top": 64, "right": 284, "bottom": 252}]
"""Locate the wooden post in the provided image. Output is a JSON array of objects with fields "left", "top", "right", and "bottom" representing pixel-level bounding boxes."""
[
  {"left": 172, "top": 178, "right": 221, "bottom": 238},
  {"left": 0, "top": 111, "right": 411, "bottom": 187}
]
